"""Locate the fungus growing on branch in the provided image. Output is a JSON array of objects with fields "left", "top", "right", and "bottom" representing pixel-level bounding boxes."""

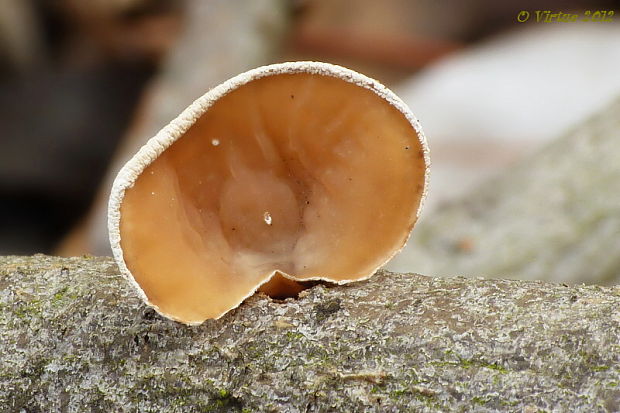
[{"left": 108, "top": 62, "right": 429, "bottom": 324}]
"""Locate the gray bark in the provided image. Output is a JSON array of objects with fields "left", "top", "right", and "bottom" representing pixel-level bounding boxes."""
[
  {"left": 1, "top": 255, "right": 619, "bottom": 412},
  {"left": 388, "top": 97, "right": 620, "bottom": 286}
]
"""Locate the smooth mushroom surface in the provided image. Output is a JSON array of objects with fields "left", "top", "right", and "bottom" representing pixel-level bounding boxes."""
[{"left": 114, "top": 65, "right": 428, "bottom": 323}]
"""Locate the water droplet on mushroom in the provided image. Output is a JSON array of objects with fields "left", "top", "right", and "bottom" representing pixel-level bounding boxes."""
[
  {"left": 151, "top": 192, "right": 155, "bottom": 195},
  {"left": 264, "top": 211, "right": 272, "bottom": 225},
  {"left": 211, "top": 138, "right": 220, "bottom": 146}
]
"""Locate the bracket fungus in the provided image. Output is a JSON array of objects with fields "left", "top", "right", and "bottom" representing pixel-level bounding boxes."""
[{"left": 108, "top": 62, "right": 429, "bottom": 324}]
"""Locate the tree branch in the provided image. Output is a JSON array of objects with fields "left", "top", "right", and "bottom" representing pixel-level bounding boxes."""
[{"left": 1, "top": 255, "right": 618, "bottom": 411}]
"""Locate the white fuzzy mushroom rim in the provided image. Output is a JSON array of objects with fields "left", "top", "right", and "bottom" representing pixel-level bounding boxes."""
[{"left": 108, "top": 61, "right": 430, "bottom": 322}]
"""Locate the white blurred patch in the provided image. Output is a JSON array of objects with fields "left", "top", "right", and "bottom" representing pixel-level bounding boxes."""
[
  {"left": 395, "top": 24, "right": 620, "bottom": 212},
  {"left": 387, "top": 23, "right": 620, "bottom": 273}
]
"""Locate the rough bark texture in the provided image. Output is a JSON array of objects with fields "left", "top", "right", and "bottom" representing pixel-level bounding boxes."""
[
  {"left": 1, "top": 255, "right": 619, "bottom": 412},
  {"left": 387, "top": 97, "right": 620, "bottom": 286}
]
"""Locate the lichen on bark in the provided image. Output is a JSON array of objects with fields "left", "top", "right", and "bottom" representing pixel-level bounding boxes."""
[{"left": 1, "top": 255, "right": 619, "bottom": 412}]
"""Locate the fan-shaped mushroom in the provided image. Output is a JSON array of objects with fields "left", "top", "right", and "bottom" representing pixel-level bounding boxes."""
[{"left": 108, "top": 62, "right": 429, "bottom": 324}]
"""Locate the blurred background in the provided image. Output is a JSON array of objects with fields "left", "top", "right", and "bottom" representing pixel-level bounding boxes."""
[{"left": 1, "top": 0, "right": 620, "bottom": 284}]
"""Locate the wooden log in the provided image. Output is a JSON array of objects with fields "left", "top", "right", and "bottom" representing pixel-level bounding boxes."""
[{"left": 1, "top": 255, "right": 618, "bottom": 411}]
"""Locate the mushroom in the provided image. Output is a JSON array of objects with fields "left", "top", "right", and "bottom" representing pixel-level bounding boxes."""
[{"left": 108, "top": 62, "right": 429, "bottom": 324}]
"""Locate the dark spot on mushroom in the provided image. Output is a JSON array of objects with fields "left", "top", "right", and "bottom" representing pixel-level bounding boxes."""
[
  {"left": 291, "top": 94, "right": 295, "bottom": 99},
  {"left": 405, "top": 146, "right": 410, "bottom": 150}
]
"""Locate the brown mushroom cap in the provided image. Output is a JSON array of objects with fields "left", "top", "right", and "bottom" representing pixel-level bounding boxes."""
[{"left": 109, "top": 62, "right": 429, "bottom": 324}]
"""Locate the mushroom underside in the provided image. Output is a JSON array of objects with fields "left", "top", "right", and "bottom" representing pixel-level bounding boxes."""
[{"left": 119, "top": 72, "right": 426, "bottom": 322}]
